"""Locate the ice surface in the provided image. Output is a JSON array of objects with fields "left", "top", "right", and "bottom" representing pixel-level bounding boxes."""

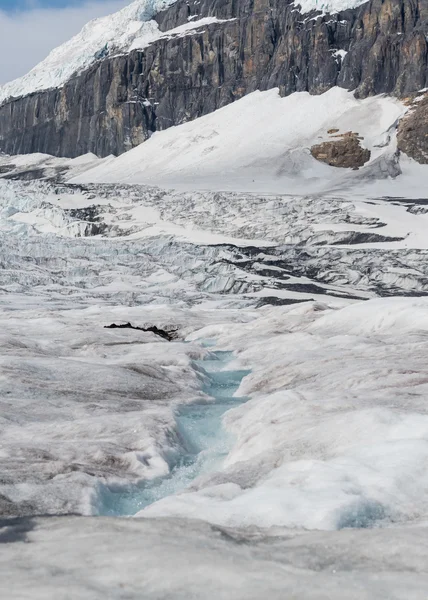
[
  {"left": 2, "top": 516, "right": 428, "bottom": 599},
  {"left": 2, "top": 79, "right": 428, "bottom": 598},
  {"left": 96, "top": 351, "right": 250, "bottom": 515},
  {"left": 135, "top": 298, "right": 428, "bottom": 531}
]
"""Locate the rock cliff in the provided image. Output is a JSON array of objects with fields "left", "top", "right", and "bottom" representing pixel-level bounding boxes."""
[
  {"left": 0, "top": 0, "right": 427, "bottom": 158},
  {"left": 398, "top": 92, "right": 428, "bottom": 163}
]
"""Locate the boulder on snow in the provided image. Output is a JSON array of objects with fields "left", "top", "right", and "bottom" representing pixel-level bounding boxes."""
[{"left": 310, "top": 132, "right": 371, "bottom": 169}]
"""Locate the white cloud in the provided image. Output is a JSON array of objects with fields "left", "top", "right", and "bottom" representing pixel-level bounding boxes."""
[{"left": 0, "top": 0, "right": 129, "bottom": 85}]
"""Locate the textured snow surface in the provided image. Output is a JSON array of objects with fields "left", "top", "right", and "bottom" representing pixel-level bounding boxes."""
[
  {"left": 72, "top": 87, "right": 405, "bottom": 194},
  {"left": 292, "top": 0, "right": 369, "bottom": 15},
  {"left": 2, "top": 179, "right": 428, "bottom": 596},
  {"left": 0, "top": 0, "right": 230, "bottom": 103},
  {"left": 2, "top": 516, "right": 428, "bottom": 599}
]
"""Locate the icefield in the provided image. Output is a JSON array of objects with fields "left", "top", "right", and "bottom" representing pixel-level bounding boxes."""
[{"left": 2, "top": 87, "right": 428, "bottom": 597}]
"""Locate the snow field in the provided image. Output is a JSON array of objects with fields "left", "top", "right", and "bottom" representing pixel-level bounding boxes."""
[
  {"left": 2, "top": 515, "right": 428, "bottom": 599},
  {"left": 3, "top": 283, "right": 428, "bottom": 533}
]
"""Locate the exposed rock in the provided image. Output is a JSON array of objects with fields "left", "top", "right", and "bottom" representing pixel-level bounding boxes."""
[
  {"left": 397, "top": 93, "right": 428, "bottom": 164},
  {"left": 310, "top": 132, "right": 371, "bottom": 168},
  {"left": 255, "top": 296, "right": 312, "bottom": 308},
  {"left": 2, "top": 167, "right": 67, "bottom": 181},
  {"left": 104, "top": 322, "right": 178, "bottom": 341},
  {"left": 329, "top": 231, "right": 404, "bottom": 244},
  {"left": 0, "top": 0, "right": 427, "bottom": 158}
]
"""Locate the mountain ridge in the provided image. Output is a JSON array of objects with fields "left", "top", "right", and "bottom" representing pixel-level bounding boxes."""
[{"left": 0, "top": 0, "right": 427, "bottom": 158}]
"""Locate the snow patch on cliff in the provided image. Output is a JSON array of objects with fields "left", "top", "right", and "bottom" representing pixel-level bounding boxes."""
[
  {"left": 0, "top": 0, "right": 172, "bottom": 102},
  {"left": 293, "top": 0, "right": 369, "bottom": 15}
]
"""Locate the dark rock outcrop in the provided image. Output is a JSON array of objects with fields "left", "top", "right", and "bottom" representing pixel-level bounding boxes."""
[
  {"left": 311, "top": 131, "right": 371, "bottom": 168},
  {"left": 104, "top": 322, "right": 178, "bottom": 340},
  {"left": 397, "top": 93, "right": 428, "bottom": 163},
  {"left": 0, "top": 0, "right": 428, "bottom": 158}
]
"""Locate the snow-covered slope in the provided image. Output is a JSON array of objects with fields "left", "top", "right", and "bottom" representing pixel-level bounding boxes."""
[
  {"left": 0, "top": 0, "right": 230, "bottom": 104},
  {"left": 71, "top": 87, "right": 405, "bottom": 194}
]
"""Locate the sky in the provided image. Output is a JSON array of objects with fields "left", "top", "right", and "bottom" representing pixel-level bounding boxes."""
[{"left": 0, "top": 0, "right": 129, "bottom": 84}]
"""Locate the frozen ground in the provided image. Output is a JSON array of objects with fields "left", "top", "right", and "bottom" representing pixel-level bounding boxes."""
[{"left": 2, "top": 88, "right": 428, "bottom": 597}]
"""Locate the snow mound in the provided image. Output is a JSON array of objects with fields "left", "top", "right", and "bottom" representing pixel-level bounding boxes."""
[
  {"left": 0, "top": 1, "right": 229, "bottom": 103},
  {"left": 0, "top": 150, "right": 105, "bottom": 181},
  {"left": 71, "top": 87, "right": 405, "bottom": 194}
]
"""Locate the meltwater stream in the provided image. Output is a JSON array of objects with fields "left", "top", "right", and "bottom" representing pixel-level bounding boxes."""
[{"left": 96, "top": 349, "right": 250, "bottom": 516}]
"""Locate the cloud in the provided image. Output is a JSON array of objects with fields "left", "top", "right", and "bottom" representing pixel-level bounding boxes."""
[{"left": 0, "top": 0, "right": 130, "bottom": 85}]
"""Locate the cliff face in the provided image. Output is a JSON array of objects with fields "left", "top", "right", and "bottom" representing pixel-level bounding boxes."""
[
  {"left": 398, "top": 93, "right": 428, "bottom": 163},
  {"left": 1, "top": 0, "right": 427, "bottom": 158}
]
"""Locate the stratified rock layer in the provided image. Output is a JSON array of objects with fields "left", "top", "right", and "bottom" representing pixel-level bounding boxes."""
[{"left": 0, "top": 0, "right": 428, "bottom": 158}]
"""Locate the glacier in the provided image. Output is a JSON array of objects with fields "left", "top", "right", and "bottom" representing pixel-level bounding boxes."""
[{"left": 1, "top": 86, "right": 428, "bottom": 597}]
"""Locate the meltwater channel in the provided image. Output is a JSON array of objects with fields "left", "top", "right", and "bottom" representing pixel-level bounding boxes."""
[{"left": 97, "top": 347, "right": 250, "bottom": 516}]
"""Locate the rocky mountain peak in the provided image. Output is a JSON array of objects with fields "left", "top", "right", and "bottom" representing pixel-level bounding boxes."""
[{"left": 0, "top": 0, "right": 427, "bottom": 159}]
